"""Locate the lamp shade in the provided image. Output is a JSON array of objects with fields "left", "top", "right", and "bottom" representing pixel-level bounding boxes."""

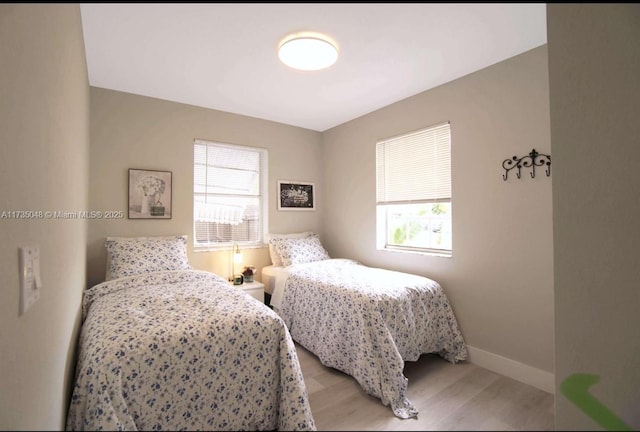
[{"left": 233, "top": 243, "right": 243, "bottom": 266}]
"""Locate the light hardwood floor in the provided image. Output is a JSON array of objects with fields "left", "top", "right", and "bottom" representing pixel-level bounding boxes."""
[{"left": 294, "top": 343, "right": 555, "bottom": 431}]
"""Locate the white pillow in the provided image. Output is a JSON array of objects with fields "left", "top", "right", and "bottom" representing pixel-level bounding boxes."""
[
  {"left": 267, "top": 231, "right": 313, "bottom": 266},
  {"left": 104, "top": 235, "right": 191, "bottom": 281},
  {"left": 272, "top": 233, "right": 330, "bottom": 267}
]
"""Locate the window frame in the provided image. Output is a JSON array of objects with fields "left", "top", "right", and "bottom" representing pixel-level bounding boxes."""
[
  {"left": 375, "top": 122, "right": 452, "bottom": 256},
  {"left": 193, "top": 139, "right": 268, "bottom": 252}
]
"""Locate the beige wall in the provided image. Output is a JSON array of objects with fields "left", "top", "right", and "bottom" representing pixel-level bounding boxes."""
[
  {"left": 322, "top": 46, "right": 555, "bottom": 391},
  {"left": 548, "top": 4, "right": 640, "bottom": 430},
  {"left": 87, "top": 88, "right": 323, "bottom": 287},
  {"left": 0, "top": 4, "right": 89, "bottom": 430}
]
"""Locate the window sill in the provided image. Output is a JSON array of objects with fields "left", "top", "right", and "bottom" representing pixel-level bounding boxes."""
[
  {"left": 380, "top": 246, "right": 452, "bottom": 258},
  {"left": 194, "top": 243, "right": 267, "bottom": 253}
]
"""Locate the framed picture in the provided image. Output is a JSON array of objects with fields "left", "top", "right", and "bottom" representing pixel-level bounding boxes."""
[
  {"left": 128, "top": 169, "right": 172, "bottom": 219},
  {"left": 278, "top": 180, "right": 315, "bottom": 211}
]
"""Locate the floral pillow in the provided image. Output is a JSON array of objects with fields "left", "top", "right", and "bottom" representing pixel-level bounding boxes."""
[
  {"left": 272, "top": 234, "right": 330, "bottom": 267},
  {"left": 104, "top": 235, "right": 191, "bottom": 281},
  {"left": 267, "top": 231, "right": 313, "bottom": 266}
]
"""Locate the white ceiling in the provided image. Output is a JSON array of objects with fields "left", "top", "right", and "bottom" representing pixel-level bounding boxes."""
[{"left": 80, "top": 3, "right": 547, "bottom": 132}]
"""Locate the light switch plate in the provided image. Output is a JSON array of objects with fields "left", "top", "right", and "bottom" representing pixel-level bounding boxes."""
[{"left": 19, "top": 245, "right": 41, "bottom": 316}]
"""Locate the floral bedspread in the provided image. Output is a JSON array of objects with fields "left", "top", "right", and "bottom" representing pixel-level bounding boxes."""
[
  {"left": 273, "top": 259, "right": 468, "bottom": 419},
  {"left": 66, "top": 270, "right": 316, "bottom": 431}
]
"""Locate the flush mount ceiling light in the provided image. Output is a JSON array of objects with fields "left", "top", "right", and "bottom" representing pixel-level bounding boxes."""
[{"left": 278, "top": 31, "right": 339, "bottom": 71}]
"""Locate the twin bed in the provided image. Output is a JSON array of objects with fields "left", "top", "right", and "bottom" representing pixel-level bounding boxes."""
[
  {"left": 66, "top": 236, "right": 315, "bottom": 431},
  {"left": 67, "top": 233, "right": 467, "bottom": 430},
  {"left": 264, "top": 232, "right": 468, "bottom": 419}
]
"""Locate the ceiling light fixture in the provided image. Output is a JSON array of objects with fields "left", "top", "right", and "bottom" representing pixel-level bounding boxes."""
[{"left": 278, "top": 31, "right": 339, "bottom": 71}]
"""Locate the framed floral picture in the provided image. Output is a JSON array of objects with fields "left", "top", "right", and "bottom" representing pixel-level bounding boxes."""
[
  {"left": 277, "top": 180, "right": 315, "bottom": 211},
  {"left": 128, "top": 169, "right": 172, "bottom": 219}
]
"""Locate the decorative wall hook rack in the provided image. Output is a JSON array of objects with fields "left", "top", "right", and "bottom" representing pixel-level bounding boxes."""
[{"left": 502, "top": 148, "right": 551, "bottom": 181}]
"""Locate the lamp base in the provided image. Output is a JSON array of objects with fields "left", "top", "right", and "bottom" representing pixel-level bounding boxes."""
[{"left": 232, "top": 274, "right": 244, "bottom": 285}]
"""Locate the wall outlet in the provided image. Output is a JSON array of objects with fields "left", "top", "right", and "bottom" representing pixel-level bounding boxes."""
[{"left": 19, "top": 245, "right": 41, "bottom": 316}]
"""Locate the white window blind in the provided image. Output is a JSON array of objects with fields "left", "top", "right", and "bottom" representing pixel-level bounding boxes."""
[
  {"left": 193, "top": 139, "right": 266, "bottom": 249},
  {"left": 376, "top": 122, "right": 451, "bottom": 204}
]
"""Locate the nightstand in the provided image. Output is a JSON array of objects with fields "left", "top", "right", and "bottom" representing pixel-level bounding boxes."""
[{"left": 237, "top": 280, "right": 264, "bottom": 303}]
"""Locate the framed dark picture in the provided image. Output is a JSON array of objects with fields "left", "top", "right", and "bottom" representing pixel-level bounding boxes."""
[
  {"left": 278, "top": 180, "right": 315, "bottom": 211},
  {"left": 128, "top": 169, "right": 172, "bottom": 219}
]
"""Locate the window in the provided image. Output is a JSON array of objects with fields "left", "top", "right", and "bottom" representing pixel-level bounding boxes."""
[
  {"left": 375, "top": 122, "right": 452, "bottom": 255},
  {"left": 193, "top": 139, "right": 268, "bottom": 250}
]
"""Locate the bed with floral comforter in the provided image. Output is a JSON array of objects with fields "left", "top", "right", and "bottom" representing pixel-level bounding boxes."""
[
  {"left": 270, "top": 258, "right": 468, "bottom": 420},
  {"left": 66, "top": 269, "right": 316, "bottom": 431}
]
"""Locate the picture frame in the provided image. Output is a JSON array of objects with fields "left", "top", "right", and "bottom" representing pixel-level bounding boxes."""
[
  {"left": 128, "top": 168, "right": 172, "bottom": 219},
  {"left": 277, "top": 180, "right": 315, "bottom": 211}
]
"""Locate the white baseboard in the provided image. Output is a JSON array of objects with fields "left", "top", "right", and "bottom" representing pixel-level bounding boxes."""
[{"left": 465, "top": 345, "right": 555, "bottom": 394}]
